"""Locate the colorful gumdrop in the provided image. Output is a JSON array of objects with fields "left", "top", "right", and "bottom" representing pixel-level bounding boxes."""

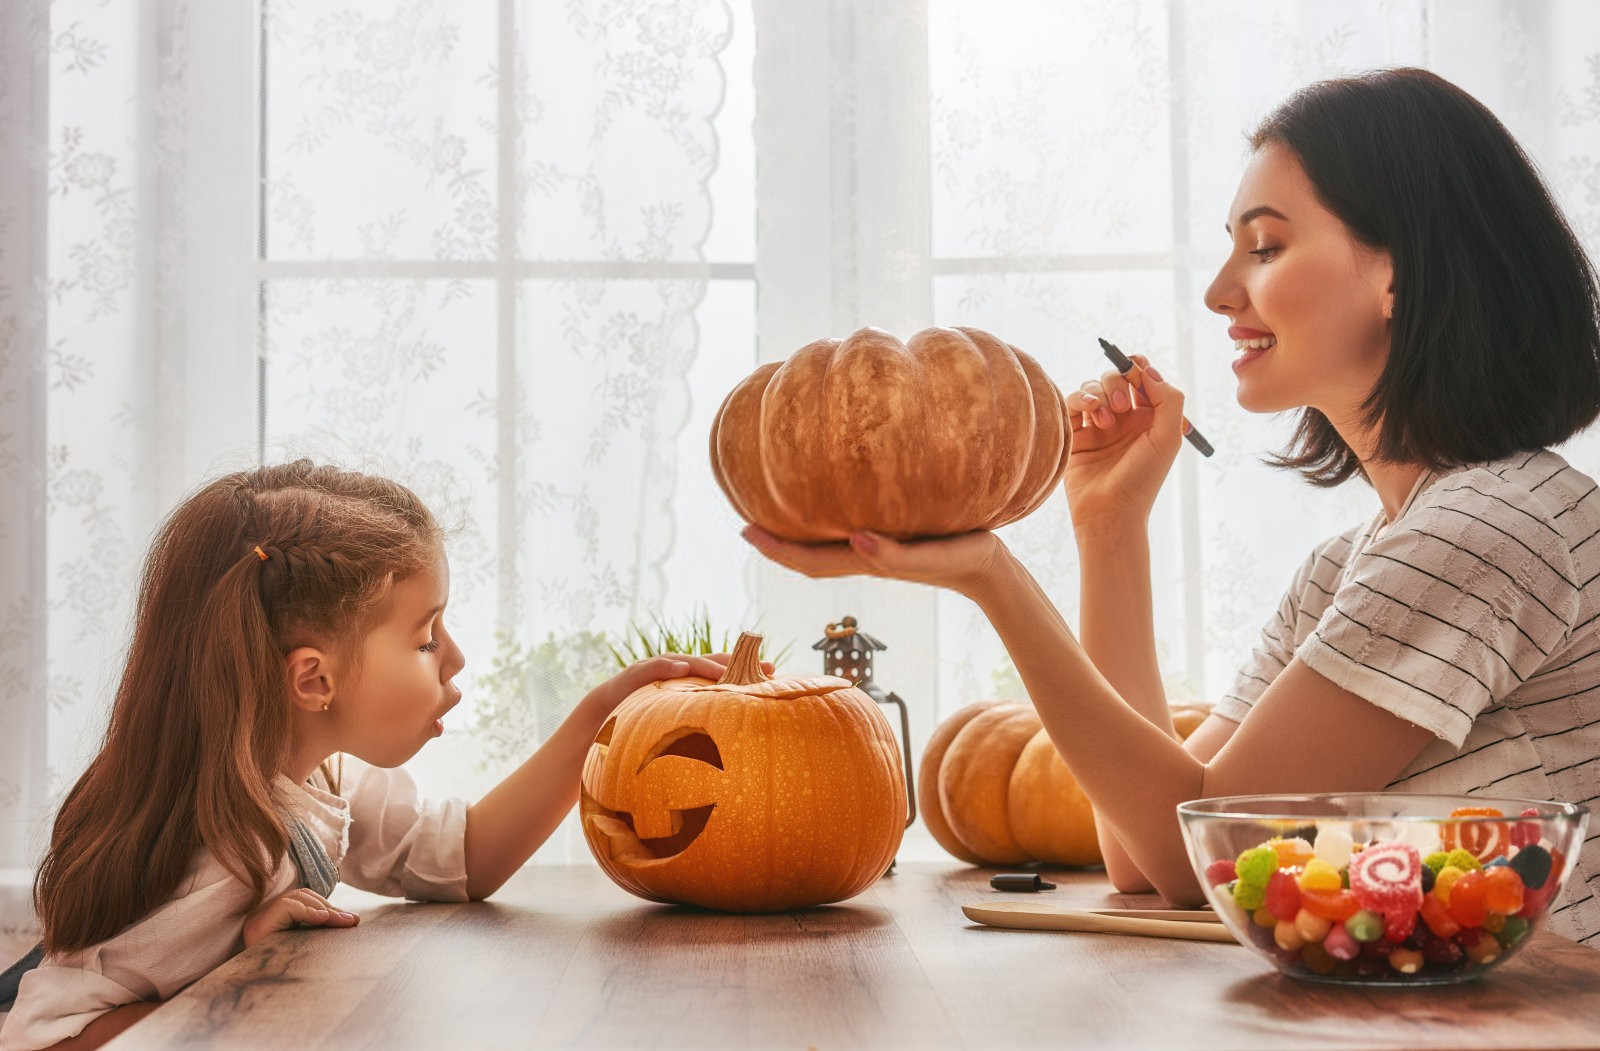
[
  {"left": 1323, "top": 922, "right": 1359, "bottom": 960},
  {"left": 1235, "top": 845, "right": 1278, "bottom": 887},
  {"left": 1509, "top": 844, "right": 1552, "bottom": 889},
  {"left": 1269, "top": 837, "right": 1315, "bottom": 869},
  {"left": 1419, "top": 894, "right": 1461, "bottom": 938},
  {"left": 1518, "top": 849, "right": 1564, "bottom": 917},
  {"left": 1509, "top": 807, "right": 1541, "bottom": 849},
  {"left": 1344, "top": 909, "right": 1385, "bottom": 943},
  {"left": 1483, "top": 864, "right": 1525, "bottom": 914},
  {"left": 1446, "top": 869, "right": 1489, "bottom": 928},
  {"left": 1313, "top": 826, "right": 1354, "bottom": 867},
  {"left": 1205, "top": 858, "right": 1237, "bottom": 886},
  {"left": 1300, "top": 888, "right": 1360, "bottom": 922},
  {"left": 1265, "top": 870, "right": 1301, "bottom": 922}
]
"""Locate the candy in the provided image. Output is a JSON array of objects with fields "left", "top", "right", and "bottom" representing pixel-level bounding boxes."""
[
  {"left": 1384, "top": 908, "right": 1417, "bottom": 945},
  {"left": 1419, "top": 865, "right": 1435, "bottom": 894},
  {"left": 1510, "top": 807, "right": 1541, "bottom": 849},
  {"left": 1297, "top": 858, "right": 1342, "bottom": 892},
  {"left": 1313, "top": 826, "right": 1354, "bottom": 867},
  {"left": 1323, "top": 922, "right": 1360, "bottom": 960},
  {"left": 1294, "top": 907, "right": 1332, "bottom": 943},
  {"left": 1269, "top": 837, "right": 1315, "bottom": 869},
  {"left": 1446, "top": 869, "right": 1489, "bottom": 928},
  {"left": 1300, "top": 888, "right": 1361, "bottom": 922},
  {"left": 1483, "top": 865, "right": 1525, "bottom": 914},
  {"left": 1419, "top": 894, "right": 1461, "bottom": 938},
  {"left": 1252, "top": 905, "right": 1278, "bottom": 928},
  {"left": 1483, "top": 912, "right": 1506, "bottom": 934},
  {"left": 1235, "top": 846, "right": 1278, "bottom": 886},
  {"left": 1423, "top": 851, "right": 1449, "bottom": 873},
  {"left": 1420, "top": 929, "right": 1464, "bottom": 966},
  {"left": 1441, "top": 806, "right": 1509, "bottom": 864},
  {"left": 1388, "top": 947, "right": 1425, "bottom": 974},
  {"left": 1349, "top": 842, "right": 1424, "bottom": 940},
  {"left": 1518, "top": 849, "right": 1565, "bottom": 917},
  {"left": 1461, "top": 928, "right": 1501, "bottom": 965},
  {"left": 1300, "top": 940, "right": 1337, "bottom": 974},
  {"left": 1496, "top": 915, "right": 1531, "bottom": 947},
  {"left": 1232, "top": 878, "right": 1266, "bottom": 910},
  {"left": 1205, "top": 858, "right": 1237, "bottom": 886},
  {"left": 1433, "top": 865, "right": 1465, "bottom": 903},
  {"left": 1509, "top": 844, "right": 1552, "bottom": 889},
  {"left": 1444, "top": 848, "right": 1483, "bottom": 872},
  {"left": 1344, "top": 909, "right": 1385, "bottom": 943},
  {"left": 1264, "top": 870, "right": 1302, "bottom": 921},
  {"left": 1274, "top": 919, "right": 1305, "bottom": 951}
]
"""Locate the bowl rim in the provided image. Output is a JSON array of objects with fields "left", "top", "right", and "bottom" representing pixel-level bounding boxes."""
[{"left": 1176, "top": 791, "right": 1587, "bottom": 823}]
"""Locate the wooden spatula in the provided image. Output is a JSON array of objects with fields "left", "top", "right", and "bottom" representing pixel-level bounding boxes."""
[{"left": 963, "top": 901, "right": 1238, "bottom": 943}]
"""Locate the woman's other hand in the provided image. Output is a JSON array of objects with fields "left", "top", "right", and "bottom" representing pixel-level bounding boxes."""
[{"left": 740, "top": 525, "right": 1006, "bottom": 599}]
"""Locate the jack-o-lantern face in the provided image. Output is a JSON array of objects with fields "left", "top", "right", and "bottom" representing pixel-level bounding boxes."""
[
  {"left": 581, "top": 718, "right": 725, "bottom": 862},
  {"left": 578, "top": 634, "right": 906, "bottom": 913}
]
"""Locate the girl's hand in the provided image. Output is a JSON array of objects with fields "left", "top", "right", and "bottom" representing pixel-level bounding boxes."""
[
  {"left": 241, "top": 888, "right": 359, "bottom": 949},
  {"left": 581, "top": 653, "right": 775, "bottom": 716},
  {"left": 1063, "top": 356, "right": 1188, "bottom": 534},
  {"left": 740, "top": 525, "right": 1006, "bottom": 598}
]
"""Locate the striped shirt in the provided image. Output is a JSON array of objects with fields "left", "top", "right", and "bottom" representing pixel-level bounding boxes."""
[{"left": 1216, "top": 449, "right": 1600, "bottom": 945}]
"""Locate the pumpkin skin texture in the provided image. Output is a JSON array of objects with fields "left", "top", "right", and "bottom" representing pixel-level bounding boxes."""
[
  {"left": 709, "top": 326, "right": 1069, "bottom": 542},
  {"left": 920, "top": 700, "right": 1210, "bottom": 867},
  {"left": 579, "top": 634, "right": 906, "bottom": 912}
]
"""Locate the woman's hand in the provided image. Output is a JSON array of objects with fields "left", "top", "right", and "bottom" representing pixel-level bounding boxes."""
[
  {"left": 1063, "top": 355, "right": 1188, "bottom": 534},
  {"left": 740, "top": 525, "right": 1007, "bottom": 599},
  {"left": 581, "top": 653, "right": 775, "bottom": 717},
  {"left": 241, "top": 888, "right": 359, "bottom": 949}
]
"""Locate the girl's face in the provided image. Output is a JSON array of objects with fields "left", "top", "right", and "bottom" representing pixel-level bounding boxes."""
[
  {"left": 1203, "top": 141, "right": 1395, "bottom": 431},
  {"left": 333, "top": 547, "right": 466, "bottom": 768}
]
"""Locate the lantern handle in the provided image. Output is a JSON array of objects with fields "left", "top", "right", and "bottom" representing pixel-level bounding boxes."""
[{"left": 877, "top": 689, "right": 917, "bottom": 829}]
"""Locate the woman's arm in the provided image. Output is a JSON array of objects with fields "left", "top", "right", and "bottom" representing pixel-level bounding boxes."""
[
  {"left": 462, "top": 653, "right": 759, "bottom": 899},
  {"left": 970, "top": 546, "right": 1434, "bottom": 903}
]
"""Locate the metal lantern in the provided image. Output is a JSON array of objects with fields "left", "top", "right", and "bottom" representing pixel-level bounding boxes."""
[{"left": 812, "top": 615, "right": 917, "bottom": 830}]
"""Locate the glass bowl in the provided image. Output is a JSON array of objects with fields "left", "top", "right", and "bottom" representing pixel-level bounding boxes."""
[{"left": 1177, "top": 793, "right": 1588, "bottom": 986}]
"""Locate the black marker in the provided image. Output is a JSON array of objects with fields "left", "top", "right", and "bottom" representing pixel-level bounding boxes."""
[{"left": 1097, "top": 337, "right": 1214, "bottom": 458}]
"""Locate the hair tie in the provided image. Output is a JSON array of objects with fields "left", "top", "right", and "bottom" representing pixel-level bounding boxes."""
[{"left": 253, "top": 544, "right": 270, "bottom": 562}]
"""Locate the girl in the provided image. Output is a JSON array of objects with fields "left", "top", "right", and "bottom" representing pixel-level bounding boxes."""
[
  {"left": 744, "top": 68, "right": 1600, "bottom": 945},
  {"left": 0, "top": 460, "right": 746, "bottom": 1050}
]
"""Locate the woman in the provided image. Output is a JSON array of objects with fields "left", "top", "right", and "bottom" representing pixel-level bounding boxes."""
[{"left": 742, "top": 68, "right": 1600, "bottom": 944}]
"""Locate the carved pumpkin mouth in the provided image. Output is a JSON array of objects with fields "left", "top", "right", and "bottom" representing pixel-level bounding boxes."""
[
  {"left": 582, "top": 795, "right": 717, "bottom": 864},
  {"left": 582, "top": 722, "right": 724, "bottom": 864}
]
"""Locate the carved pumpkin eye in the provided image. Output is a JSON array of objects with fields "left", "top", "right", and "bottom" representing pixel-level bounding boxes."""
[{"left": 638, "top": 728, "right": 723, "bottom": 773}]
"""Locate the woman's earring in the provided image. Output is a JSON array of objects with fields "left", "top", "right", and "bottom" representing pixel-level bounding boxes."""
[{"left": 321, "top": 699, "right": 332, "bottom": 711}]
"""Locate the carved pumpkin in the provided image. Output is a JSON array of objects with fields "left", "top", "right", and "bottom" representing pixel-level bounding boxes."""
[
  {"left": 579, "top": 632, "right": 906, "bottom": 911},
  {"left": 709, "top": 325, "right": 1070, "bottom": 542},
  {"left": 918, "top": 700, "right": 1211, "bottom": 867}
]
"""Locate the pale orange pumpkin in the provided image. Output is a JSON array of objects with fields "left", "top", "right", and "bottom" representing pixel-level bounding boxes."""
[
  {"left": 579, "top": 633, "right": 906, "bottom": 911},
  {"left": 709, "top": 326, "right": 1069, "bottom": 542},
  {"left": 919, "top": 700, "right": 1211, "bottom": 867}
]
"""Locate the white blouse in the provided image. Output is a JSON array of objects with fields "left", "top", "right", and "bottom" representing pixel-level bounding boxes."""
[{"left": 0, "top": 757, "right": 468, "bottom": 1050}]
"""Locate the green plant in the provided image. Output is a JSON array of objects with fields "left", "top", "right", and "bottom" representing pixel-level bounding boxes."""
[
  {"left": 608, "top": 608, "right": 793, "bottom": 669},
  {"left": 469, "top": 629, "right": 619, "bottom": 775}
]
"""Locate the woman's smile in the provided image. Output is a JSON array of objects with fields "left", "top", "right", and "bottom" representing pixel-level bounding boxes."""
[{"left": 1229, "top": 324, "right": 1276, "bottom": 372}]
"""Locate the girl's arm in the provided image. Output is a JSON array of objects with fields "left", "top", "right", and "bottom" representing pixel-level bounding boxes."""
[
  {"left": 40, "top": 1003, "right": 159, "bottom": 1051},
  {"left": 462, "top": 653, "right": 756, "bottom": 900}
]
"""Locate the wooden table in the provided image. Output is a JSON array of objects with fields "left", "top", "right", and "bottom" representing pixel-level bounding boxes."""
[{"left": 106, "top": 863, "right": 1600, "bottom": 1050}]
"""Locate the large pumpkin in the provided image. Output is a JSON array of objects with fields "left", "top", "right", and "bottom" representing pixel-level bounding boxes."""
[
  {"left": 579, "top": 632, "right": 906, "bottom": 911},
  {"left": 709, "top": 325, "right": 1070, "bottom": 542},
  {"left": 919, "top": 700, "right": 1212, "bottom": 866}
]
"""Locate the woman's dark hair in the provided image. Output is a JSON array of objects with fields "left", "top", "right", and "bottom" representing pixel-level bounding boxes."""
[{"left": 1251, "top": 67, "right": 1600, "bottom": 486}]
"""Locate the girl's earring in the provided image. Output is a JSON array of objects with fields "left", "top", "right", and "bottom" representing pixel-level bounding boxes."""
[{"left": 321, "top": 699, "right": 332, "bottom": 711}]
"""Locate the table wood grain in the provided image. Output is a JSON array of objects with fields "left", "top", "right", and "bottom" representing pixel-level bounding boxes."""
[{"left": 104, "top": 863, "right": 1600, "bottom": 1050}]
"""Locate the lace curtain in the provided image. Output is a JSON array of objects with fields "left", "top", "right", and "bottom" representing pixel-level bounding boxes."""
[{"left": 4, "top": 0, "right": 1600, "bottom": 875}]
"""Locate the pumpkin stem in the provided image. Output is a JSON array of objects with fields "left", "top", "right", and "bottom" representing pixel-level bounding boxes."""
[{"left": 716, "top": 632, "right": 769, "bottom": 686}]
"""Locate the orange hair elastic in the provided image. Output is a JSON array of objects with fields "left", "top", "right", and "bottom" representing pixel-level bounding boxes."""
[{"left": 253, "top": 545, "right": 269, "bottom": 562}]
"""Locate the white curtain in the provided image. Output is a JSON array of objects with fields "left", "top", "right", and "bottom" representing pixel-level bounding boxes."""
[{"left": 4, "top": 0, "right": 1600, "bottom": 885}]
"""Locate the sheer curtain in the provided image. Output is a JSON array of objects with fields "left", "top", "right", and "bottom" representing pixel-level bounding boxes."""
[{"left": 4, "top": 0, "right": 1600, "bottom": 887}]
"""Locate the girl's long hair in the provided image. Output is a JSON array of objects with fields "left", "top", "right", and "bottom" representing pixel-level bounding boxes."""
[{"left": 34, "top": 460, "right": 440, "bottom": 953}]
